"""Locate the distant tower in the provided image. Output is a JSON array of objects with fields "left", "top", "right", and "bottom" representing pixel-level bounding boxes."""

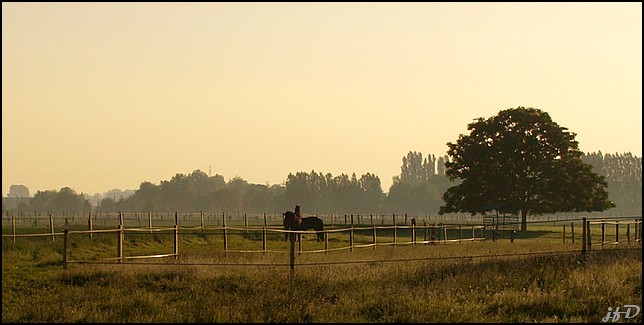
[{"left": 209, "top": 165, "right": 212, "bottom": 177}]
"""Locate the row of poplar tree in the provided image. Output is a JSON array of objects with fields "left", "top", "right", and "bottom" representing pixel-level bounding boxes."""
[{"left": 5, "top": 151, "right": 641, "bottom": 216}]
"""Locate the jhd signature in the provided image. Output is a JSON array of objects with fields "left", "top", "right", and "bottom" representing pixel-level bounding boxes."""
[{"left": 602, "top": 305, "right": 641, "bottom": 323}]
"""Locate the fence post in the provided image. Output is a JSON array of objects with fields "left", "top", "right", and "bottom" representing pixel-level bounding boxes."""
[
  {"left": 393, "top": 224, "right": 397, "bottom": 246},
  {"left": 411, "top": 218, "right": 416, "bottom": 245},
  {"left": 118, "top": 212, "right": 123, "bottom": 263},
  {"left": 222, "top": 212, "right": 228, "bottom": 253},
  {"left": 458, "top": 224, "right": 462, "bottom": 243},
  {"left": 615, "top": 221, "right": 619, "bottom": 244},
  {"left": 571, "top": 222, "right": 575, "bottom": 244},
  {"left": 582, "top": 217, "right": 587, "bottom": 255},
  {"left": 444, "top": 224, "right": 449, "bottom": 243},
  {"left": 563, "top": 225, "right": 566, "bottom": 244},
  {"left": 350, "top": 215, "right": 354, "bottom": 252},
  {"left": 11, "top": 213, "right": 16, "bottom": 244},
  {"left": 262, "top": 226, "right": 267, "bottom": 252},
  {"left": 200, "top": 211, "right": 204, "bottom": 231},
  {"left": 626, "top": 223, "right": 630, "bottom": 242},
  {"left": 244, "top": 213, "right": 248, "bottom": 234},
  {"left": 324, "top": 228, "right": 329, "bottom": 254},
  {"left": 372, "top": 225, "right": 377, "bottom": 249},
  {"left": 49, "top": 214, "right": 55, "bottom": 242},
  {"left": 601, "top": 222, "right": 605, "bottom": 246},
  {"left": 587, "top": 219, "right": 592, "bottom": 251},
  {"left": 290, "top": 232, "right": 296, "bottom": 274},
  {"left": 88, "top": 211, "right": 93, "bottom": 240},
  {"left": 63, "top": 229, "right": 69, "bottom": 270},
  {"left": 174, "top": 212, "right": 179, "bottom": 260}
]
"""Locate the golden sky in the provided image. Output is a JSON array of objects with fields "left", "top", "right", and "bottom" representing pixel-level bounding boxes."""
[{"left": 2, "top": 2, "right": 642, "bottom": 196}]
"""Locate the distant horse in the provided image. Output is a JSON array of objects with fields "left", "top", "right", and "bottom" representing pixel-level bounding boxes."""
[
  {"left": 300, "top": 216, "right": 325, "bottom": 242},
  {"left": 282, "top": 207, "right": 302, "bottom": 241}
]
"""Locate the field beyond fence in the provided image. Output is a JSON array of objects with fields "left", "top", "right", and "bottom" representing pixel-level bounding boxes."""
[{"left": 3, "top": 211, "right": 642, "bottom": 323}]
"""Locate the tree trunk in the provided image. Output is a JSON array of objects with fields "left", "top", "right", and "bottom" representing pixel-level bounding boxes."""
[{"left": 520, "top": 210, "right": 528, "bottom": 232}]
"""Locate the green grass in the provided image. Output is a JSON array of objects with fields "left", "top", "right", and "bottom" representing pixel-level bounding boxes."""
[{"left": 2, "top": 224, "right": 642, "bottom": 323}]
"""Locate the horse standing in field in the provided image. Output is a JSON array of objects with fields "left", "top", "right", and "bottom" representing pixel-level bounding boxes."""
[
  {"left": 282, "top": 205, "right": 302, "bottom": 241},
  {"left": 300, "top": 216, "right": 325, "bottom": 242}
]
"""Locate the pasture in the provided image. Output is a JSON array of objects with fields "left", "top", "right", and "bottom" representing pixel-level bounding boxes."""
[{"left": 2, "top": 213, "right": 642, "bottom": 323}]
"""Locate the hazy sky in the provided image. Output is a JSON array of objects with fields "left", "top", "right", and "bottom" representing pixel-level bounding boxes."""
[{"left": 2, "top": 2, "right": 642, "bottom": 196}]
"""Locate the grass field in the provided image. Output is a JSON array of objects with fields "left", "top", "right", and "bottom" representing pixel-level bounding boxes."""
[{"left": 2, "top": 221, "right": 642, "bottom": 323}]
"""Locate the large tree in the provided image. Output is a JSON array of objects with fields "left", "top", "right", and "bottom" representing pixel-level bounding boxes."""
[{"left": 439, "top": 107, "right": 614, "bottom": 231}]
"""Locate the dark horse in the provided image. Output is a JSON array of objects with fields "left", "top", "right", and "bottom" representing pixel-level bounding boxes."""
[
  {"left": 300, "top": 216, "right": 325, "bottom": 242},
  {"left": 282, "top": 205, "right": 302, "bottom": 241}
]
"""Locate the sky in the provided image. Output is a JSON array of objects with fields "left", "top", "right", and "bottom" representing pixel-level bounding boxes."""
[{"left": 2, "top": 2, "right": 642, "bottom": 197}]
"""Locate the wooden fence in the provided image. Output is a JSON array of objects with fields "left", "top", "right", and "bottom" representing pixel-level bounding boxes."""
[
  {"left": 3, "top": 212, "right": 641, "bottom": 271},
  {"left": 0, "top": 211, "right": 486, "bottom": 270}
]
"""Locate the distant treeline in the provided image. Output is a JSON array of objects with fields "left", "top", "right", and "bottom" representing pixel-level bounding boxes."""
[{"left": 3, "top": 151, "right": 641, "bottom": 216}]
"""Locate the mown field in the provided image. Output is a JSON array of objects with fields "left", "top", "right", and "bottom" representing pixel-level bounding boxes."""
[{"left": 2, "top": 222, "right": 642, "bottom": 323}]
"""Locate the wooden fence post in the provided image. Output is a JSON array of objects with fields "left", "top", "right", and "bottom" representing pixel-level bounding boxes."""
[
  {"left": 244, "top": 213, "right": 248, "bottom": 234},
  {"left": 174, "top": 212, "right": 179, "bottom": 259},
  {"left": 444, "top": 224, "right": 449, "bottom": 242},
  {"left": 582, "top": 217, "right": 587, "bottom": 255},
  {"left": 118, "top": 212, "right": 123, "bottom": 263},
  {"left": 222, "top": 212, "right": 228, "bottom": 253},
  {"left": 563, "top": 225, "right": 566, "bottom": 244},
  {"left": 601, "top": 222, "right": 605, "bottom": 246},
  {"left": 393, "top": 224, "right": 397, "bottom": 246},
  {"left": 88, "top": 211, "right": 93, "bottom": 240},
  {"left": 324, "top": 228, "right": 329, "bottom": 254},
  {"left": 63, "top": 229, "right": 69, "bottom": 270},
  {"left": 290, "top": 232, "right": 296, "bottom": 274},
  {"left": 11, "top": 213, "right": 16, "bottom": 244},
  {"left": 571, "top": 222, "right": 575, "bottom": 244},
  {"left": 411, "top": 218, "right": 416, "bottom": 245},
  {"left": 587, "top": 219, "right": 592, "bottom": 251},
  {"left": 350, "top": 215, "right": 354, "bottom": 252},
  {"left": 615, "top": 221, "right": 619, "bottom": 244},
  {"left": 262, "top": 226, "right": 267, "bottom": 252},
  {"left": 50, "top": 214, "right": 55, "bottom": 242},
  {"left": 372, "top": 225, "right": 377, "bottom": 249},
  {"left": 200, "top": 211, "right": 204, "bottom": 231},
  {"left": 626, "top": 223, "right": 630, "bottom": 242}
]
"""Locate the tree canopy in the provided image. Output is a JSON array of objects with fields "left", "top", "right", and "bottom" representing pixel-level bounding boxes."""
[{"left": 439, "top": 107, "right": 614, "bottom": 231}]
